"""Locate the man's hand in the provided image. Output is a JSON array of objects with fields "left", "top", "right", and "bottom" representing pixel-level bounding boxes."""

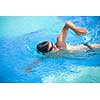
[
  {"left": 66, "top": 21, "right": 87, "bottom": 35},
  {"left": 75, "top": 27, "right": 87, "bottom": 35}
]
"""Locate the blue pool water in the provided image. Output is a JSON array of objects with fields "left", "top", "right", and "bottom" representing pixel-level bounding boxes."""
[{"left": 0, "top": 16, "right": 100, "bottom": 83}]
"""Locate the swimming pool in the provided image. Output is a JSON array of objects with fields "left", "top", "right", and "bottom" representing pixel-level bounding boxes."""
[{"left": 0, "top": 16, "right": 100, "bottom": 83}]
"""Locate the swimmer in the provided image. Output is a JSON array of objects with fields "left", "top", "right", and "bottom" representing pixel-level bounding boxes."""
[
  {"left": 25, "top": 21, "right": 100, "bottom": 72},
  {"left": 36, "top": 21, "right": 100, "bottom": 55}
]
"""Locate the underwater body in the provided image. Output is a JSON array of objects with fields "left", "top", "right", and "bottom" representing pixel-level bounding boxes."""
[{"left": 0, "top": 16, "right": 100, "bottom": 83}]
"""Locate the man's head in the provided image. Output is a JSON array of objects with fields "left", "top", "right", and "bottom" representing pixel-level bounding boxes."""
[{"left": 36, "top": 41, "right": 53, "bottom": 54}]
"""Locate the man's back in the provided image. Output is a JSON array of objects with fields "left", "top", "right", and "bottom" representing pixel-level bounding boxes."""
[{"left": 67, "top": 44, "right": 100, "bottom": 53}]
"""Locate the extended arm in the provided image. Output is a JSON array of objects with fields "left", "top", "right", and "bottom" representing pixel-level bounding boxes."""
[{"left": 24, "top": 58, "right": 43, "bottom": 73}]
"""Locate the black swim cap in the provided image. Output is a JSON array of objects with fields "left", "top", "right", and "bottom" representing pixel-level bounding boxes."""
[{"left": 36, "top": 41, "right": 53, "bottom": 54}]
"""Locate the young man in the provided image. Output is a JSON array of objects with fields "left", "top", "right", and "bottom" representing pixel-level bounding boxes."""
[
  {"left": 36, "top": 21, "right": 100, "bottom": 55},
  {"left": 25, "top": 21, "right": 100, "bottom": 72}
]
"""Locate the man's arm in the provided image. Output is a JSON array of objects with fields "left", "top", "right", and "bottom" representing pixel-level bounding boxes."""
[
  {"left": 55, "top": 22, "right": 70, "bottom": 49},
  {"left": 55, "top": 21, "right": 87, "bottom": 49},
  {"left": 24, "top": 58, "right": 43, "bottom": 73}
]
